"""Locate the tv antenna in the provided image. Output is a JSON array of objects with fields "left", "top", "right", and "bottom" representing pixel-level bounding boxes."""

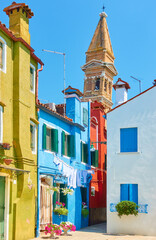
[
  {"left": 130, "top": 76, "right": 142, "bottom": 93},
  {"left": 42, "top": 49, "right": 66, "bottom": 117}
]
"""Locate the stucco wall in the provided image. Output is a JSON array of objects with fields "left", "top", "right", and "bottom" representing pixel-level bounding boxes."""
[
  {"left": 0, "top": 29, "right": 38, "bottom": 240},
  {"left": 107, "top": 86, "right": 156, "bottom": 236},
  {"left": 37, "top": 100, "right": 90, "bottom": 233}
]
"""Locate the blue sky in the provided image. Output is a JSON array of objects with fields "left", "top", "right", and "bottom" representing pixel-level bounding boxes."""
[{"left": 1, "top": 0, "right": 156, "bottom": 106}]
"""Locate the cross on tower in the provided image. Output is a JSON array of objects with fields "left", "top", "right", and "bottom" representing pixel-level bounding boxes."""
[{"left": 102, "top": 4, "right": 105, "bottom": 12}]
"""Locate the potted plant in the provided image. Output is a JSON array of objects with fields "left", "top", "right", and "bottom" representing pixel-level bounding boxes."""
[
  {"left": 60, "top": 221, "right": 76, "bottom": 235},
  {"left": 53, "top": 202, "right": 68, "bottom": 216},
  {"left": 61, "top": 187, "right": 74, "bottom": 195},
  {"left": 81, "top": 202, "right": 89, "bottom": 218},
  {"left": 116, "top": 201, "right": 138, "bottom": 218},
  {"left": 4, "top": 158, "right": 12, "bottom": 165},
  {"left": 45, "top": 224, "right": 62, "bottom": 239},
  {"left": 0, "top": 143, "right": 11, "bottom": 150}
]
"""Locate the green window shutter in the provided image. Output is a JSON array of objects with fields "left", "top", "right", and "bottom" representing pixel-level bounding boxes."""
[
  {"left": 67, "top": 135, "right": 75, "bottom": 158},
  {"left": 95, "top": 150, "right": 99, "bottom": 167},
  {"left": 83, "top": 108, "right": 88, "bottom": 126},
  {"left": 67, "top": 135, "right": 70, "bottom": 157},
  {"left": 91, "top": 151, "right": 96, "bottom": 167},
  {"left": 53, "top": 182, "right": 57, "bottom": 209},
  {"left": 61, "top": 131, "right": 65, "bottom": 155},
  {"left": 43, "top": 124, "right": 47, "bottom": 150},
  {"left": 105, "top": 154, "right": 107, "bottom": 170},
  {"left": 84, "top": 144, "right": 88, "bottom": 164},
  {"left": 51, "top": 129, "right": 58, "bottom": 153},
  {"left": 70, "top": 135, "right": 75, "bottom": 158},
  {"left": 60, "top": 184, "right": 67, "bottom": 208}
]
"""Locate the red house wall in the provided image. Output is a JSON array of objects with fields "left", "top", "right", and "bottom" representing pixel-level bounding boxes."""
[{"left": 90, "top": 102, "right": 107, "bottom": 209}]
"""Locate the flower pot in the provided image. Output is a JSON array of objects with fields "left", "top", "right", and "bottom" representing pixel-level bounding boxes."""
[
  {"left": 50, "top": 232, "right": 56, "bottom": 239},
  {"left": 0, "top": 143, "right": 11, "bottom": 150},
  {"left": 4, "top": 159, "right": 12, "bottom": 165},
  {"left": 62, "top": 228, "right": 69, "bottom": 236}
]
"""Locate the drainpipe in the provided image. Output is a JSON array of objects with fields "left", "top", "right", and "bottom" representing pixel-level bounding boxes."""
[
  {"left": 36, "top": 108, "right": 40, "bottom": 238},
  {"left": 36, "top": 64, "right": 43, "bottom": 104},
  {"left": 87, "top": 100, "right": 91, "bottom": 213}
]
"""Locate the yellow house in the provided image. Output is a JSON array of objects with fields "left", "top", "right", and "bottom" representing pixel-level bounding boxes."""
[{"left": 0, "top": 2, "right": 43, "bottom": 240}]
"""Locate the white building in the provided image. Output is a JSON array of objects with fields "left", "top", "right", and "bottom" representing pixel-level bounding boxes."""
[{"left": 107, "top": 82, "right": 156, "bottom": 236}]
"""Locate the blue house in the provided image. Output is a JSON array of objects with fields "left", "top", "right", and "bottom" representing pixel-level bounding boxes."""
[{"left": 36, "top": 87, "right": 92, "bottom": 237}]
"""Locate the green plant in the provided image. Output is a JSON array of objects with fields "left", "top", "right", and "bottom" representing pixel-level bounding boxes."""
[
  {"left": 81, "top": 208, "right": 89, "bottom": 218},
  {"left": 61, "top": 187, "right": 74, "bottom": 195},
  {"left": 116, "top": 201, "right": 138, "bottom": 218},
  {"left": 54, "top": 202, "right": 68, "bottom": 216},
  {"left": 54, "top": 207, "right": 68, "bottom": 216}
]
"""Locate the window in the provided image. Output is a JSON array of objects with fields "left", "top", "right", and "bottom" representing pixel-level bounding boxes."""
[
  {"left": 91, "top": 186, "right": 95, "bottom": 197},
  {"left": 109, "top": 82, "right": 111, "bottom": 94},
  {"left": 120, "top": 128, "right": 138, "bottom": 152},
  {"left": 81, "top": 141, "right": 88, "bottom": 164},
  {"left": 120, "top": 184, "right": 138, "bottom": 205},
  {"left": 43, "top": 124, "right": 58, "bottom": 153},
  {"left": 104, "top": 154, "right": 107, "bottom": 170},
  {"left": 53, "top": 183, "right": 67, "bottom": 209},
  {"left": 104, "top": 80, "right": 107, "bottom": 92},
  {"left": 62, "top": 131, "right": 75, "bottom": 157},
  {"left": 81, "top": 187, "right": 87, "bottom": 203},
  {"left": 46, "top": 128, "right": 51, "bottom": 151},
  {"left": 94, "top": 78, "right": 100, "bottom": 90},
  {"left": 83, "top": 108, "right": 88, "bottom": 126},
  {"left": 30, "top": 64, "right": 35, "bottom": 93},
  {"left": 0, "top": 106, "right": 3, "bottom": 143},
  {"left": 0, "top": 37, "right": 6, "bottom": 73},
  {"left": 91, "top": 150, "right": 98, "bottom": 167},
  {"left": 30, "top": 121, "right": 36, "bottom": 154}
]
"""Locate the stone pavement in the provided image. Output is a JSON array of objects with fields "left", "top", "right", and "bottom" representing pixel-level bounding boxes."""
[{"left": 31, "top": 223, "right": 156, "bottom": 240}]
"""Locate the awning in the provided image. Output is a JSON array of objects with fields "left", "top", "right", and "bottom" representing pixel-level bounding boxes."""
[{"left": 0, "top": 165, "right": 30, "bottom": 174}]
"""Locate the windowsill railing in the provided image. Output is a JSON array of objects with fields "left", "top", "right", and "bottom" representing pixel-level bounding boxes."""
[{"left": 110, "top": 203, "right": 148, "bottom": 214}]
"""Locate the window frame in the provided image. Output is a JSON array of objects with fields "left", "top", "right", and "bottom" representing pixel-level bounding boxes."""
[
  {"left": 30, "top": 121, "right": 37, "bottom": 154},
  {"left": 30, "top": 63, "right": 36, "bottom": 94},
  {"left": 0, "top": 36, "right": 7, "bottom": 74},
  {"left": 0, "top": 106, "right": 3, "bottom": 143},
  {"left": 120, "top": 127, "right": 138, "bottom": 153},
  {"left": 46, "top": 127, "right": 52, "bottom": 152}
]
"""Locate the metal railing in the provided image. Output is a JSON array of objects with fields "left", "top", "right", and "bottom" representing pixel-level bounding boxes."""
[{"left": 110, "top": 203, "right": 148, "bottom": 214}]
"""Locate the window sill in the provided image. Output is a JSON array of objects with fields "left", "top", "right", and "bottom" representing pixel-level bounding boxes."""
[
  {"left": 30, "top": 90, "right": 35, "bottom": 94},
  {"left": 62, "top": 155, "right": 71, "bottom": 159},
  {"left": 81, "top": 162, "right": 88, "bottom": 166},
  {"left": 31, "top": 151, "right": 36, "bottom": 155},
  {"left": 44, "top": 150, "right": 56, "bottom": 155},
  {"left": 117, "top": 152, "right": 140, "bottom": 155}
]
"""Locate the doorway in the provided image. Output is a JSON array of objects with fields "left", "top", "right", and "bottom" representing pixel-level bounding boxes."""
[{"left": 0, "top": 175, "right": 9, "bottom": 240}]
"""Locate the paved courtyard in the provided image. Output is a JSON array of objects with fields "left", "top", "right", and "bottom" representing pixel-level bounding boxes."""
[{"left": 31, "top": 223, "right": 156, "bottom": 240}]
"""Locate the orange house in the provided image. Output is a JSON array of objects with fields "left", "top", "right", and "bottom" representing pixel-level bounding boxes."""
[{"left": 89, "top": 101, "right": 107, "bottom": 225}]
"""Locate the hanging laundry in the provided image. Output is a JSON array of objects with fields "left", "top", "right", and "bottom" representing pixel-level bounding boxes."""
[
  {"left": 76, "top": 170, "right": 82, "bottom": 187},
  {"left": 82, "top": 170, "right": 88, "bottom": 184}
]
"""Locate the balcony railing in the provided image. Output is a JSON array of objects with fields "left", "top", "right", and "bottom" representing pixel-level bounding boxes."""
[{"left": 110, "top": 203, "right": 148, "bottom": 214}]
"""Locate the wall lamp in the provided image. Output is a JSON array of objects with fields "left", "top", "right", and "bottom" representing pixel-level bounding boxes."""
[{"left": 90, "top": 141, "right": 107, "bottom": 152}]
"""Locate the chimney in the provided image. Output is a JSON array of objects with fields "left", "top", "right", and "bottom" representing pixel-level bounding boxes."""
[
  {"left": 113, "top": 78, "right": 130, "bottom": 106},
  {"left": 63, "top": 86, "right": 83, "bottom": 123},
  {"left": 3, "top": 2, "right": 34, "bottom": 45},
  {"left": 153, "top": 80, "right": 156, "bottom": 86}
]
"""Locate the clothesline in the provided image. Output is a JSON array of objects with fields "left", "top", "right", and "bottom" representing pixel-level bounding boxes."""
[{"left": 53, "top": 154, "right": 93, "bottom": 188}]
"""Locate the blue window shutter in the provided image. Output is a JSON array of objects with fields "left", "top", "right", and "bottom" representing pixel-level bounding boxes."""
[
  {"left": 120, "top": 184, "right": 129, "bottom": 201},
  {"left": 129, "top": 184, "right": 138, "bottom": 205},
  {"left": 120, "top": 128, "right": 138, "bottom": 152}
]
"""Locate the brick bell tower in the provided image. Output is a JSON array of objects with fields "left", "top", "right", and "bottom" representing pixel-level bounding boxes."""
[{"left": 82, "top": 11, "right": 117, "bottom": 112}]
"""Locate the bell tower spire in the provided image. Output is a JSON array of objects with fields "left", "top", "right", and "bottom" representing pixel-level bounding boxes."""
[{"left": 82, "top": 9, "right": 117, "bottom": 112}]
